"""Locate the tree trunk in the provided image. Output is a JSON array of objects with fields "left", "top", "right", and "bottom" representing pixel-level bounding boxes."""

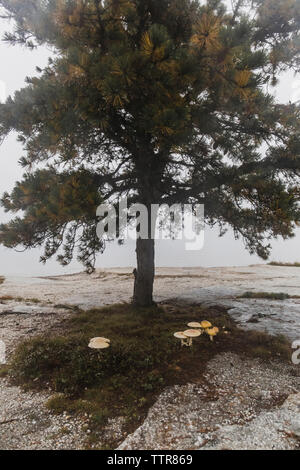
[{"left": 133, "top": 237, "right": 155, "bottom": 306}]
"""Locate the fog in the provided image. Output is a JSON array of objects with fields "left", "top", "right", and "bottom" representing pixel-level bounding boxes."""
[{"left": 0, "top": 17, "right": 299, "bottom": 276}]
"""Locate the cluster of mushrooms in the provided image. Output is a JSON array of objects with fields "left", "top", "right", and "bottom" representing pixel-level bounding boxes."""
[
  {"left": 88, "top": 337, "right": 111, "bottom": 350},
  {"left": 174, "top": 321, "right": 219, "bottom": 347}
]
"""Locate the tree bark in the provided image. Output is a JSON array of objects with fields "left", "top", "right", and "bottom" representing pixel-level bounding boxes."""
[{"left": 133, "top": 237, "right": 155, "bottom": 306}]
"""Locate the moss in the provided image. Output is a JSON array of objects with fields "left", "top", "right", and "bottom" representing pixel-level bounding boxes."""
[
  {"left": 0, "top": 365, "right": 9, "bottom": 378},
  {"left": 0, "top": 296, "right": 14, "bottom": 301},
  {"left": 46, "top": 394, "right": 96, "bottom": 415},
  {"left": 268, "top": 262, "right": 300, "bottom": 267},
  {"left": 7, "top": 302, "right": 293, "bottom": 448},
  {"left": 25, "top": 298, "right": 41, "bottom": 304},
  {"left": 239, "top": 291, "right": 290, "bottom": 300},
  {"left": 244, "top": 331, "right": 291, "bottom": 360},
  {"left": 54, "top": 304, "right": 81, "bottom": 312},
  {"left": 0, "top": 295, "right": 44, "bottom": 304}
]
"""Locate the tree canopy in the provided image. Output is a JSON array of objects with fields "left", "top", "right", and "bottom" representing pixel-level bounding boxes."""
[{"left": 0, "top": 0, "right": 300, "bottom": 301}]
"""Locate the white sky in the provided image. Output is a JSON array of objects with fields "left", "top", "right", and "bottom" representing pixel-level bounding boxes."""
[{"left": 0, "top": 16, "right": 300, "bottom": 276}]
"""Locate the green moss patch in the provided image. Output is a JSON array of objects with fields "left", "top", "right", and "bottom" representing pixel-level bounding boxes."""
[
  {"left": 0, "top": 365, "right": 9, "bottom": 378},
  {"left": 268, "top": 262, "right": 300, "bottom": 267},
  {"left": 239, "top": 291, "right": 290, "bottom": 300},
  {"left": 0, "top": 295, "right": 45, "bottom": 304}
]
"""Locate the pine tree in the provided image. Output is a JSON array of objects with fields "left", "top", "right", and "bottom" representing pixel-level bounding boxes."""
[{"left": 0, "top": 0, "right": 300, "bottom": 306}]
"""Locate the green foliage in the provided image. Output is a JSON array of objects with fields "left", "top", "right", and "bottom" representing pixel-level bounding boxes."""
[
  {"left": 0, "top": 365, "right": 9, "bottom": 378},
  {"left": 46, "top": 394, "right": 96, "bottom": 415},
  {"left": 239, "top": 291, "right": 290, "bottom": 300},
  {"left": 244, "top": 331, "right": 291, "bottom": 360},
  {"left": 268, "top": 261, "right": 300, "bottom": 267},
  {"left": 0, "top": 0, "right": 300, "bottom": 272},
  {"left": 0, "top": 168, "right": 104, "bottom": 272},
  {"left": 0, "top": 295, "right": 44, "bottom": 303},
  {"left": 10, "top": 304, "right": 177, "bottom": 394}
]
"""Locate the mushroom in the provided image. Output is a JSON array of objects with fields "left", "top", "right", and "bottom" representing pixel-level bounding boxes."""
[
  {"left": 88, "top": 337, "right": 110, "bottom": 349},
  {"left": 174, "top": 331, "right": 189, "bottom": 347},
  {"left": 200, "top": 321, "right": 212, "bottom": 330},
  {"left": 90, "top": 337, "right": 110, "bottom": 344},
  {"left": 187, "top": 322, "right": 202, "bottom": 331},
  {"left": 206, "top": 328, "right": 218, "bottom": 342},
  {"left": 183, "top": 329, "right": 201, "bottom": 346}
]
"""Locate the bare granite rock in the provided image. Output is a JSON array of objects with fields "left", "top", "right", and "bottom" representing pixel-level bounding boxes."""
[
  {"left": 118, "top": 353, "right": 300, "bottom": 450},
  {"left": 201, "top": 393, "right": 300, "bottom": 450},
  {"left": 0, "top": 378, "right": 87, "bottom": 450}
]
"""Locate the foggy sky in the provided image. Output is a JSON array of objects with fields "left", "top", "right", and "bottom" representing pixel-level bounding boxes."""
[{"left": 0, "top": 16, "right": 300, "bottom": 277}]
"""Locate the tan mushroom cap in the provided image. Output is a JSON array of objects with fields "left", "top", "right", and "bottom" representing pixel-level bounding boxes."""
[
  {"left": 89, "top": 337, "right": 110, "bottom": 349},
  {"left": 183, "top": 329, "right": 201, "bottom": 338},
  {"left": 174, "top": 332, "right": 188, "bottom": 339},
  {"left": 89, "top": 337, "right": 110, "bottom": 345},
  {"left": 201, "top": 321, "right": 212, "bottom": 329},
  {"left": 187, "top": 322, "right": 202, "bottom": 329},
  {"left": 213, "top": 327, "right": 219, "bottom": 333}
]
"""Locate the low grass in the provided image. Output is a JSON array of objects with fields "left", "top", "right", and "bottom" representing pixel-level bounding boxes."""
[
  {"left": 0, "top": 295, "right": 42, "bottom": 304},
  {"left": 0, "top": 365, "right": 9, "bottom": 378},
  {"left": 0, "top": 297, "right": 79, "bottom": 308},
  {"left": 0, "top": 295, "right": 14, "bottom": 301},
  {"left": 239, "top": 291, "right": 290, "bottom": 300},
  {"left": 268, "top": 261, "right": 300, "bottom": 267},
  {"left": 7, "top": 303, "right": 292, "bottom": 449},
  {"left": 54, "top": 303, "right": 81, "bottom": 312}
]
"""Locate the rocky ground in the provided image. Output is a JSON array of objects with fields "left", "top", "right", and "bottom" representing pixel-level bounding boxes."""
[
  {"left": 0, "top": 378, "right": 87, "bottom": 450},
  {"left": 0, "top": 265, "right": 299, "bottom": 450},
  {"left": 119, "top": 353, "right": 300, "bottom": 450}
]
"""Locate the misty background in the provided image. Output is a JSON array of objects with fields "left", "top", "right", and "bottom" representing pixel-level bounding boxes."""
[{"left": 0, "top": 16, "right": 300, "bottom": 277}]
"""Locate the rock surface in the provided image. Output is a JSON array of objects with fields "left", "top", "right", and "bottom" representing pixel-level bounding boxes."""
[
  {"left": 0, "top": 303, "right": 72, "bottom": 358},
  {"left": 119, "top": 353, "right": 300, "bottom": 450},
  {"left": 0, "top": 378, "right": 86, "bottom": 450}
]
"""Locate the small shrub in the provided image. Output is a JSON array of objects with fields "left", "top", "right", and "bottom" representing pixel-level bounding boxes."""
[
  {"left": 0, "top": 296, "right": 14, "bottom": 301},
  {"left": 141, "top": 372, "right": 165, "bottom": 392},
  {"left": 54, "top": 304, "right": 81, "bottom": 312},
  {"left": 46, "top": 394, "right": 95, "bottom": 415},
  {"left": 91, "top": 407, "right": 110, "bottom": 426},
  {"left": 239, "top": 291, "right": 290, "bottom": 300},
  {"left": 10, "top": 330, "right": 177, "bottom": 395},
  {"left": 268, "top": 262, "right": 300, "bottom": 268},
  {"left": 0, "top": 295, "right": 43, "bottom": 304},
  {"left": 0, "top": 365, "right": 9, "bottom": 377},
  {"left": 246, "top": 331, "right": 291, "bottom": 360}
]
